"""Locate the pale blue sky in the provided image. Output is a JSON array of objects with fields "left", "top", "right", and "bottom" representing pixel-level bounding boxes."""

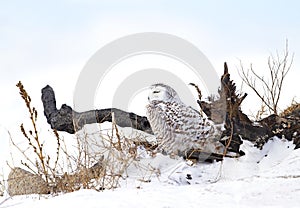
[
  {"left": 1, "top": 0, "right": 299, "bottom": 74},
  {"left": 1, "top": 0, "right": 300, "bottom": 118},
  {"left": 0, "top": 0, "right": 300, "bottom": 163}
]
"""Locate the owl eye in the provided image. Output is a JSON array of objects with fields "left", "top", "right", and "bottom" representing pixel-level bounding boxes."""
[{"left": 153, "top": 90, "right": 160, "bottom": 94}]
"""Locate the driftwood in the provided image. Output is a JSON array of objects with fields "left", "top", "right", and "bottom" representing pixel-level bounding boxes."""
[
  {"left": 41, "top": 63, "right": 300, "bottom": 160},
  {"left": 199, "top": 63, "right": 300, "bottom": 150},
  {"left": 42, "top": 86, "right": 152, "bottom": 135}
]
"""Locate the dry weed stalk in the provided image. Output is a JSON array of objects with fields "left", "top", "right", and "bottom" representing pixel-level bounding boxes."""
[
  {"left": 94, "top": 119, "right": 137, "bottom": 189},
  {"left": 59, "top": 114, "right": 140, "bottom": 191},
  {"left": 11, "top": 82, "right": 157, "bottom": 194},
  {"left": 255, "top": 103, "right": 268, "bottom": 120},
  {"left": 16, "top": 81, "right": 50, "bottom": 182},
  {"left": 280, "top": 100, "right": 300, "bottom": 117},
  {"left": 0, "top": 173, "right": 4, "bottom": 196},
  {"left": 12, "top": 81, "right": 68, "bottom": 194}
]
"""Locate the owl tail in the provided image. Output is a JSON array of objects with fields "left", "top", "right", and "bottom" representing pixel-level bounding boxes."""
[{"left": 198, "top": 138, "right": 226, "bottom": 155}]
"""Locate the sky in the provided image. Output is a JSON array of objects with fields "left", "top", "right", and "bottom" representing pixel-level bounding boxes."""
[{"left": 0, "top": 0, "right": 300, "bottom": 170}]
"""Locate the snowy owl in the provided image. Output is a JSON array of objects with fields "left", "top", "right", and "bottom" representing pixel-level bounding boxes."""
[{"left": 146, "top": 83, "right": 225, "bottom": 156}]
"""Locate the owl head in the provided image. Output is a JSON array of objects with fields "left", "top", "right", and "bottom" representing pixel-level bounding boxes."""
[{"left": 148, "top": 83, "right": 182, "bottom": 103}]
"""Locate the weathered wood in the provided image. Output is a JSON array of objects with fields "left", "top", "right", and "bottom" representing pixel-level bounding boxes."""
[
  {"left": 41, "top": 63, "right": 300, "bottom": 159},
  {"left": 198, "top": 63, "right": 300, "bottom": 150},
  {"left": 41, "top": 85, "right": 153, "bottom": 135},
  {"left": 195, "top": 63, "right": 269, "bottom": 154}
]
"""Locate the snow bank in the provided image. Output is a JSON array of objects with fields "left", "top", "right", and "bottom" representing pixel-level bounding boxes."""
[{"left": 1, "top": 136, "right": 299, "bottom": 208}]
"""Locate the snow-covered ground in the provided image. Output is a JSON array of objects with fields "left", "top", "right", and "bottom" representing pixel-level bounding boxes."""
[{"left": 1, "top": 134, "right": 299, "bottom": 208}]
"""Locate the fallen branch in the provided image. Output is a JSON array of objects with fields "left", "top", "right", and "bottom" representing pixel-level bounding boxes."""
[
  {"left": 41, "top": 85, "right": 153, "bottom": 135},
  {"left": 41, "top": 63, "right": 300, "bottom": 159}
]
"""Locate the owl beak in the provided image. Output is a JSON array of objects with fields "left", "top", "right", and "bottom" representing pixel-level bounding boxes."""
[{"left": 148, "top": 96, "right": 150, "bottom": 101}]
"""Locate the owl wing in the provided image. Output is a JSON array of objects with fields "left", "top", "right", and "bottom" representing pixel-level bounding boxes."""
[
  {"left": 162, "top": 103, "right": 225, "bottom": 154},
  {"left": 146, "top": 101, "right": 224, "bottom": 155},
  {"left": 165, "top": 103, "right": 212, "bottom": 139}
]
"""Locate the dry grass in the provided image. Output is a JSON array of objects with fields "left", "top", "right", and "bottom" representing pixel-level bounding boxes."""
[
  {"left": 280, "top": 100, "right": 300, "bottom": 117},
  {"left": 0, "top": 173, "right": 4, "bottom": 196},
  {"left": 14, "top": 82, "right": 63, "bottom": 182},
  {"left": 7, "top": 81, "right": 230, "bottom": 196},
  {"left": 5, "top": 81, "right": 151, "bottom": 195}
]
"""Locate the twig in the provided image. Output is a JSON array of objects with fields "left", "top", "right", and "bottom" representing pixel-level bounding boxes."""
[
  {"left": 0, "top": 196, "right": 12, "bottom": 206},
  {"left": 238, "top": 40, "right": 293, "bottom": 115}
]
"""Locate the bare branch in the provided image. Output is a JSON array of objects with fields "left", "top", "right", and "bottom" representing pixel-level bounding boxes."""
[{"left": 238, "top": 40, "right": 293, "bottom": 115}]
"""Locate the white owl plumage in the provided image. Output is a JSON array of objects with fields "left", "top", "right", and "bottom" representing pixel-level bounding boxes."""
[{"left": 146, "top": 83, "right": 225, "bottom": 156}]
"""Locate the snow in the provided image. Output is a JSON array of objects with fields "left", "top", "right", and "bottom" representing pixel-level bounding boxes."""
[{"left": 1, "top": 129, "right": 300, "bottom": 208}]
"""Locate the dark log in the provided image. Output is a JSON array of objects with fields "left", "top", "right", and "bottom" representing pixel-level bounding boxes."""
[
  {"left": 194, "top": 62, "right": 300, "bottom": 151},
  {"left": 41, "top": 63, "right": 300, "bottom": 159},
  {"left": 41, "top": 85, "right": 153, "bottom": 135},
  {"left": 196, "top": 63, "right": 270, "bottom": 154}
]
